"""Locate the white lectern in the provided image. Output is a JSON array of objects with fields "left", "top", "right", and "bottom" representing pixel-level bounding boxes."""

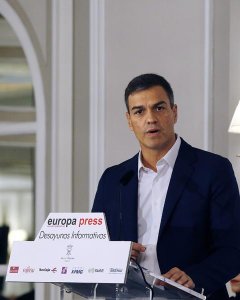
[{"left": 6, "top": 213, "right": 206, "bottom": 300}]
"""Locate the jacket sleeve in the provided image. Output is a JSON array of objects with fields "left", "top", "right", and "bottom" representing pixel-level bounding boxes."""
[
  {"left": 91, "top": 169, "right": 108, "bottom": 213},
  {"left": 185, "top": 159, "right": 240, "bottom": 296}
]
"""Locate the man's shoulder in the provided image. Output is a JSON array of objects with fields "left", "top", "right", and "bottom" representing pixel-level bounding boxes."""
[
  {"left": 101, "top": 153, "right": 138, "bottom": 178},
  {"left": 180, "top": 138, "right": 230, "bottom": 161},
  {"left": 178, "top": 140, "right": 233, "bottom": 174}
]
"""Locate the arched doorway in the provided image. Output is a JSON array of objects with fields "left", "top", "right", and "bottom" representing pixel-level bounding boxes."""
[{"left": 0, "top": 1, "right": 46, "bottom": 299}]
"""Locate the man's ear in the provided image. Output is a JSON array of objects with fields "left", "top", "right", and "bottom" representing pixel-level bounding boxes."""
[
  {"left": 126, "top": 112, "right": 133, "bottom": 130},
  {"left": 173, "top": 104, "right": 178, "bottom": 123}
]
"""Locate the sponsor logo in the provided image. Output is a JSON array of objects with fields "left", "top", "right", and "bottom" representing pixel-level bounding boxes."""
[
  {"left": 71, "top": 267, "right": 84, "bottom": 274},
  {"left": 23, "top": 266, "right": 34, "bottom": 273},
  {"left": 39, "top": 267, "right": 57, "bottom": 273},
  {"left": 66, "top": 245, "right": 73, "bottom": 256},
  {"left": 39, "top": 268, "right": 50, "bottom": 272},
  {"left": 9, "top": 266, "right": 19, "bottom": 273},
  {"left": 61, "top": 267, "right": 67, "bottom": 274},
  {"left": 88, "top": 268, "right": 104, "bottom": 273},
  {"left": 88, "top": 268, "right": 95, "bottom": 274},
  {"left": 60, "top": 245, "right": 75, "bottom": 262},
  {"left": 94, "top": 268, "right": 104, "bottom": 273},
  {"left": 109, "top": 268, "right": 123, "bottom": 274},
  {"left": 47, "top": 218, "right": 77, "bottom": 227}
]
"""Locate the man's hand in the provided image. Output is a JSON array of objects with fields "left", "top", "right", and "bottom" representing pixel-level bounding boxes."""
[
  {"left": 163, "top": 267, "right": 195, "bottom": 289},
  {"left": 131, "top": 242, "right": 146, "bottom": 260}
]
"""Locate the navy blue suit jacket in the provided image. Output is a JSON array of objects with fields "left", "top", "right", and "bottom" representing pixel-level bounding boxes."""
[{"left": 92, "top": 139, "right": 240, "bottom": 299}]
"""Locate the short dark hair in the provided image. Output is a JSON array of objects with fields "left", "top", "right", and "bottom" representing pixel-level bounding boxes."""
[{"left": 124, "top": 73, "right": 174, "bottom": 112}]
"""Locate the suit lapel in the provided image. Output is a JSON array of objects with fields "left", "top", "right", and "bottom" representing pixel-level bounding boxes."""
[
  {"left": 120, "top": 155, "right": 139, "bottom": 242},
  {"left": 159, "top": 140, "right": 196, "bottom": 237},
  {"left": 117, "top": 141, "right": 197, "bottom": 242}
]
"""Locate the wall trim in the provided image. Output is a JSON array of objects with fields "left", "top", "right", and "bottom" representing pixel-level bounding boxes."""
[
  {"left": 51, "top": 0, "right": 73, "bottom": 213},
  {"left": 89, "top": 0, "right": 105, "bottom": 208},
  {"left": 50, "top": 2, "right": 74, "bottom": 299},
  {"left": 0, "top": 122, "right": 36, "bottom": 135},
  {"left": 203, "top": 0, "right": 214, "bottom": 151}
]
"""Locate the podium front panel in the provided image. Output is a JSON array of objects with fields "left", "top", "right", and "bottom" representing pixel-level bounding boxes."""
[{"left": 54, "top": 263, "right": 206, "bottom": 300}]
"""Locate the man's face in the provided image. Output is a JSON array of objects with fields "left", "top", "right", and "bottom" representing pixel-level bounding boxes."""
[
  {"left": 126, "top": 85, "right": 177, "bottom": 157},
  {"left": 230, "top": 274, "right": 240, "bottom": 293}
]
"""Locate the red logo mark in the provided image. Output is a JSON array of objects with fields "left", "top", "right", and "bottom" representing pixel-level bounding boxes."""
[
  {"left": 10, "top": 266, "right": 19, "bottom": 273},
  {"left": 51, "top": 267, "right": 57, "bottom": 273}
]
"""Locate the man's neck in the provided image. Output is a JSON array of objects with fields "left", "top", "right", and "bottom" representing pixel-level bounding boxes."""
[
  {"left": 141, "top": 150, "right": 166, "bottom": 172},
  {"left": 140, "top": 136, "right": 177, "bottom": 172}
]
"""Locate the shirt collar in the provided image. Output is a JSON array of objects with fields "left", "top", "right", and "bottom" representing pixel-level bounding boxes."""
[{"left": 138, "top": 135, "right": 181, "bottom": 179}]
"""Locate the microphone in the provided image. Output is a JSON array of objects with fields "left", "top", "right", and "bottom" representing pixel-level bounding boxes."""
[
  {"left": 120, "top": 170, "right": 135, "bottom": 186},
  {"left": 119, "top": 170, "right": 135, "bottom": 240}
]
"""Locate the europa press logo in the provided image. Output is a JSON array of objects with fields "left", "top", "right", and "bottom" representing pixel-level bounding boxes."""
[{"left": 47, "top": 216, "right": 103, "bottom": 228}]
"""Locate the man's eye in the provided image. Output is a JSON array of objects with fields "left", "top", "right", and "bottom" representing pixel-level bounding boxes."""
[
  {"left": 134, "top": 109, "right": 143, "bottom": 115},
  {"left": 156, "top": 106, "right": 164, "bottom": 111}
]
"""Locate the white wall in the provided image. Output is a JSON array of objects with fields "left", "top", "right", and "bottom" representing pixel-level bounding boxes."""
[
  {"left": 104, "top": 0, "right": 207, "bottom": 168},
  {"left": 212, "top": 0, "right": 230, "bottom": 157},
  {"left": 90, "top": 0, "right": 240, "bottom": 199},
  {"left": 229, "top": 0, "right": 240, "bottom": 186}
]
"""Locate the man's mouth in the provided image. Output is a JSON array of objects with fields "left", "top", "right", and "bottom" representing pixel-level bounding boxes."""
[
  {"left": 231, "top": 280, "right": 240, "bottom": 284},
  {"left": 146, "top": 129, "right": 160, "bottom": 134}
]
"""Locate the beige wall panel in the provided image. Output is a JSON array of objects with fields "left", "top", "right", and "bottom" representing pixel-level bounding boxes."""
[
  {"left": 229, "top": 0, "right": 240, "bottom": 185},
  {"left": 104, "top": 0, "right": 205, "bottom": 167}
]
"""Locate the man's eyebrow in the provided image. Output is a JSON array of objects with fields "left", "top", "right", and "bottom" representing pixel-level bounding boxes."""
[
  {"left": 130, "top": 100, "right": 167, "bottom": 111},
  {"left": 152, "top": 100, "right": 167, "bottom": 107},
  {"left": 131, "top": 105, "right": 144, "bottom": 111}
]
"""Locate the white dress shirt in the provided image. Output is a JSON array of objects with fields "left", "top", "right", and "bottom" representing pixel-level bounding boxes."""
[{"left": 137, "top": 135, "right": 181, "bottom": 274}]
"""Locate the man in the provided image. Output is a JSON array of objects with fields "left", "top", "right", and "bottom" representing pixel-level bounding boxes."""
[
  {"left": 92, "top": 73, "right": 240, "bottom": 299},
  {"left": 230, "top": 274, "right": 240, "bottom": 299}
]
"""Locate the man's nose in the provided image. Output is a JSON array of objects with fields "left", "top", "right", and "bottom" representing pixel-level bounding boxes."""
[{"left": 146, "top": 110, "right": 157, "bottom": 123}]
